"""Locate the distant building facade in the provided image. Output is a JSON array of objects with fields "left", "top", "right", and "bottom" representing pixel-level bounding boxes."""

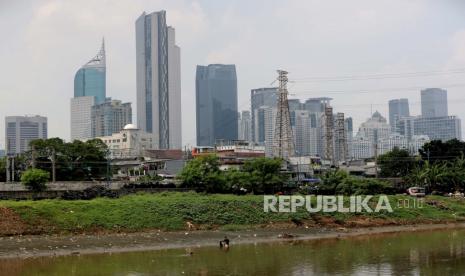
[
  {"left": 70, "top": 96, "right": 96, "bottom": 141},
  {"left": 96, "top": 124, "right": 158, "bottom": 158},
  {"left": 136, "top": 10, "right": 182, "bottom": 149},
  {"left": 421, "top": 88, "right": 448, "bottom": 118},
  {"left": 196, "top": 64, "right": 238, "bottom": 146},
  {"left": 238, "top": 111, "right": 252, "bottom": 142},
  {"left": 250, "top": 87, "right": 278, "bottom": 144},
  {"left": 91, "top": 99, "right": 132, "bottom": 137},
  {"left": 389, "top": 98, "right": 409, "bottom": 131},
  {"left": 5, "top": 115, "right": 47, "bottom": 155},
  {"left": 413, "top": 116, "right": 461, "bottom": 141}
]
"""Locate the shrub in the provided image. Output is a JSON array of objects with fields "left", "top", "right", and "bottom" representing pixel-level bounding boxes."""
[{"left": 21, "top": 168, "right": 50, "bottom": 192}]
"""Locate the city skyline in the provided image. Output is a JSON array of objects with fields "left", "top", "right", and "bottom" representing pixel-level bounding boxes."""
[{"left": 1, "top": 1, "right": 465, "bottom": 148}]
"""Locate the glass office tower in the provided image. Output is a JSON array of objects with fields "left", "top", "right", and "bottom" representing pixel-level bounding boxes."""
[
  {"left": 196, "top": 64, "right": 238, "bottom": 146},
  {"left": 74, "top": 40, "right": 106, "bottom": 104}
]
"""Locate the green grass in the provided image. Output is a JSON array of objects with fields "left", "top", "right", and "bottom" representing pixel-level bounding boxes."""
[{"left": 0, "top": 192, "right": 464, "bottom": 235}]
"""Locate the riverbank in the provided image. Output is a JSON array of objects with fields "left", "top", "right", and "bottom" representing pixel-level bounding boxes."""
[
  {"left": 1, "top": 222, "right": 465, "bottom": 259},
  {"left": 1, "top": 192, "right": 465, "bottom": 236}
]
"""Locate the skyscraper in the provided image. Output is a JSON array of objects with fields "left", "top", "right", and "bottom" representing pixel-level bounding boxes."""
[
  {"left": 74, "top": 40, "right": 106, "bottom": 104},
  {"left": 238, "top": 111, "right": 252, "bottom": 142},
  {"left": 136, "top": 10, "right": 181, "bottom": 149},
  {"left": 91, "top": 99, "right": 132, "bottom": 137},
  {"left": 195, "top": 64, "right": 238, "bottom": 146},
  {"left": 250, "top": 87, "right": 278, "bottom": 144},
  {"left": 70, "top": 96, "right": 95, "bottom": 141},
  {"left": 421, "top": 88, "right": 448, "bottom": 118},
  {"left": 388, "top": 98, "right": 410, "bottom": 130},
  {"left": 71, "top": 40, "right": 105, "bottom": 141},
  {"left": 5, "top": 115, "right": 47, "bottom": 155},
  {"left": 413, "top": 116, "right": 461, "bottom": 141}
]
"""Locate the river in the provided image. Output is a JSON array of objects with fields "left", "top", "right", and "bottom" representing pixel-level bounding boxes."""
[{"left": 1, "top": 228, "right": 465, "bottom": 275}]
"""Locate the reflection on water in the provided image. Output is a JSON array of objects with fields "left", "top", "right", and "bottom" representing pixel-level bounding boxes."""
[{"left": 1, "top": 229, "right": 465, "bottom": 275}]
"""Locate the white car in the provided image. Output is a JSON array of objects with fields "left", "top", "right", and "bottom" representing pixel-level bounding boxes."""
[{"left": 407, "top": 187, "right": 426, "bottom": 197}]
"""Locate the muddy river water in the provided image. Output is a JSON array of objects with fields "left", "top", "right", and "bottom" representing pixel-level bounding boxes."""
[{"left": 1, "top": 228, "right": 465, "bottom": 275}]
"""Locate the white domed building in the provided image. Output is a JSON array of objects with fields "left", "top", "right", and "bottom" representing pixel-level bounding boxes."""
[{"left": 96, "top": 124, "right": 159, "bottom": 158}]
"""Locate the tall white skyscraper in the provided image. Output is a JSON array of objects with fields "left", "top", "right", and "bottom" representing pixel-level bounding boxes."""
[
  {"left": 71, "top": 96, "right": 95, "bottom": 141},
  {"left": 5, "top": 115, "right": 47, "bottom": 155},
  {"left": 136, "top": 10, "right": 181, "bottom": 149}
]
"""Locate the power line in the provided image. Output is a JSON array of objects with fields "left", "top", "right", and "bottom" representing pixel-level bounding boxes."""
[
  {"left": 290, "top": 68, "right": 465, "bottom": 82},
  {"left": 289, "top": 83, "right": 465, "bottom": 96}
]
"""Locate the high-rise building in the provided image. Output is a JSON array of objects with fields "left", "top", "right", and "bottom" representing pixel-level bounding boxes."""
[
  {"left": 304, "top": 97, "right": 332, "bottom": 113},
  {"left": 421, "top": 88, "right": 448, "bottom": 118},
  {"left": 294, "top": 110, "right": 320, "bottom": 157},
  {"left": 388, "top": 98, "right": 410, "bottom": 131},
  {"left": 74, "top": 40, "right": 106, "bottom": 104},
  {"left": 195, "top": 64, "right": 238, "bottom": 146},
  {"left": 288, "top": 99, "right": 302, "bottom": 127},
  {"left": 413, "top": 116, "right": 461, "bottom": 141},
  {"left": 334, "top": 112, "right": 348, "bottom": 163},
  {"left": 70, "top": 96, "right": 95, "bottom": 141},
  {"left": 263, "top": 107, "right": 277, "bottom": 157},
  {"left": 91, "top": 99, "right": 132, "bottom": 138},
  {"left": 136, "top": 10, "right": 182, "bottom": 149},
  {"left": 71, "top": 40, "right": 105, "bottom": 141},
  {"left": 396, "top": 116, "right": 416, "bottom": 141},
  {"left": 251, "top": 88, "right": 278, "bottom": 143},
  {"left": 356, "top": 111, "right": 391, "bottom": 146},
  {"left": 345, "top": 117, "right": 353, "bottom": 159},
  {"left": 378, "top": 133, "right": 409, "bottom": 155},
  {"left": 351, "top": 136, "right": 373, "bottom": 160},
  {"left": 238, "top": 111, "right": 252, "bottom": 142},
  {"left": 5, "top": 115, "right": 47, "bottom": 155}
]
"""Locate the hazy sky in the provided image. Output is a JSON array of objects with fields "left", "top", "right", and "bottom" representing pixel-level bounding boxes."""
[{"left": 1, "top": 0, "right": 465, "bottom": 148}]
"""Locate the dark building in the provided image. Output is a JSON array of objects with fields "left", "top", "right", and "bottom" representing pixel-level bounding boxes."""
[{"left": 196, "top": 64, "right": 238, "bottom": 146}]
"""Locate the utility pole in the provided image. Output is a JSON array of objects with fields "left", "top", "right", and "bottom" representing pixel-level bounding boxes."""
[
  {"left": 31, "top": 144, "right": 37, "bottom": 169},
  {"left": 6, "top": 156, "right": 10, "bottom": 183},
  {"left": 272, "top": 70, "right": 294, "bottom": 159},
  {"left": 11, "top": 156, "right": 15, "bottom": 182},
  {"left": 51, "top": 148, "right": 56, "bottom": 183}
]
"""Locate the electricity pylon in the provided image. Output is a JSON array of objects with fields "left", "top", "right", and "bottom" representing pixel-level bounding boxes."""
[{"left": 272, "top": 70, "right": 295, "bottom": 159}]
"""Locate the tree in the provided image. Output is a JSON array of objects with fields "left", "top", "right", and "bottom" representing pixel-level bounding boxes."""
[
  {"left": 419, "top": 139, "right": 465, "bottom": 164},
  {"left": 27, "top": 138, "right": 108, "bottom": 181},
  {"left": 319, "top": 169, "right": 348, "bottom": 195},
  {"left": 0, "top": 157, "right": 5, "bottom": 182},
  {"left": 21, "top": 168, "right": 50, "bottom": 192},
  {"left": 242, "top": 157, "right": 287, "bottom": 194},
  {"left": 178, "top": 155, "right": 226, "bottom": 193},
  {"left": 377, "top": 147, "right": 416, "bottom": 177},
  {"left": 223, "top": 169, "right": 251, "bottom": 193}
]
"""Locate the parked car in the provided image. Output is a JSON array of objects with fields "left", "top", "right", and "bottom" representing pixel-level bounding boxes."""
[{"left": 407, "top": 187, "right": 425, "bottom": 197}]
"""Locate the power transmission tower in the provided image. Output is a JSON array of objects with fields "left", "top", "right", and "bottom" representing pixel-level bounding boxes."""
[{"left": 272, "top": 70, "right": 294, "bottom": 159}]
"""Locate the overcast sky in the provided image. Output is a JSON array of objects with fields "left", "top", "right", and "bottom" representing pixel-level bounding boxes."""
[{"left": 1, "top": 0, "right": 465, "bottom": 148}]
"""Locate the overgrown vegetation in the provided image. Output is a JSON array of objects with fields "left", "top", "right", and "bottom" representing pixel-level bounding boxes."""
[
  {"left": 376, "top": 140, "right": 465, "bottom": 193},
  {"left": 178, "top": 156, "right": 287, "bottom": 194},
  {"left": 0, "top": 193, "right": 464, "bottom": 235},
  {"left": 25, "top": 138, "right": 109, "bottom": 181},
  {"left": 306, "top": 170, "right": 394, "bottom": 195},
  {"left": 21, "top": 168, "right": 50, "bottom": 192}
]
